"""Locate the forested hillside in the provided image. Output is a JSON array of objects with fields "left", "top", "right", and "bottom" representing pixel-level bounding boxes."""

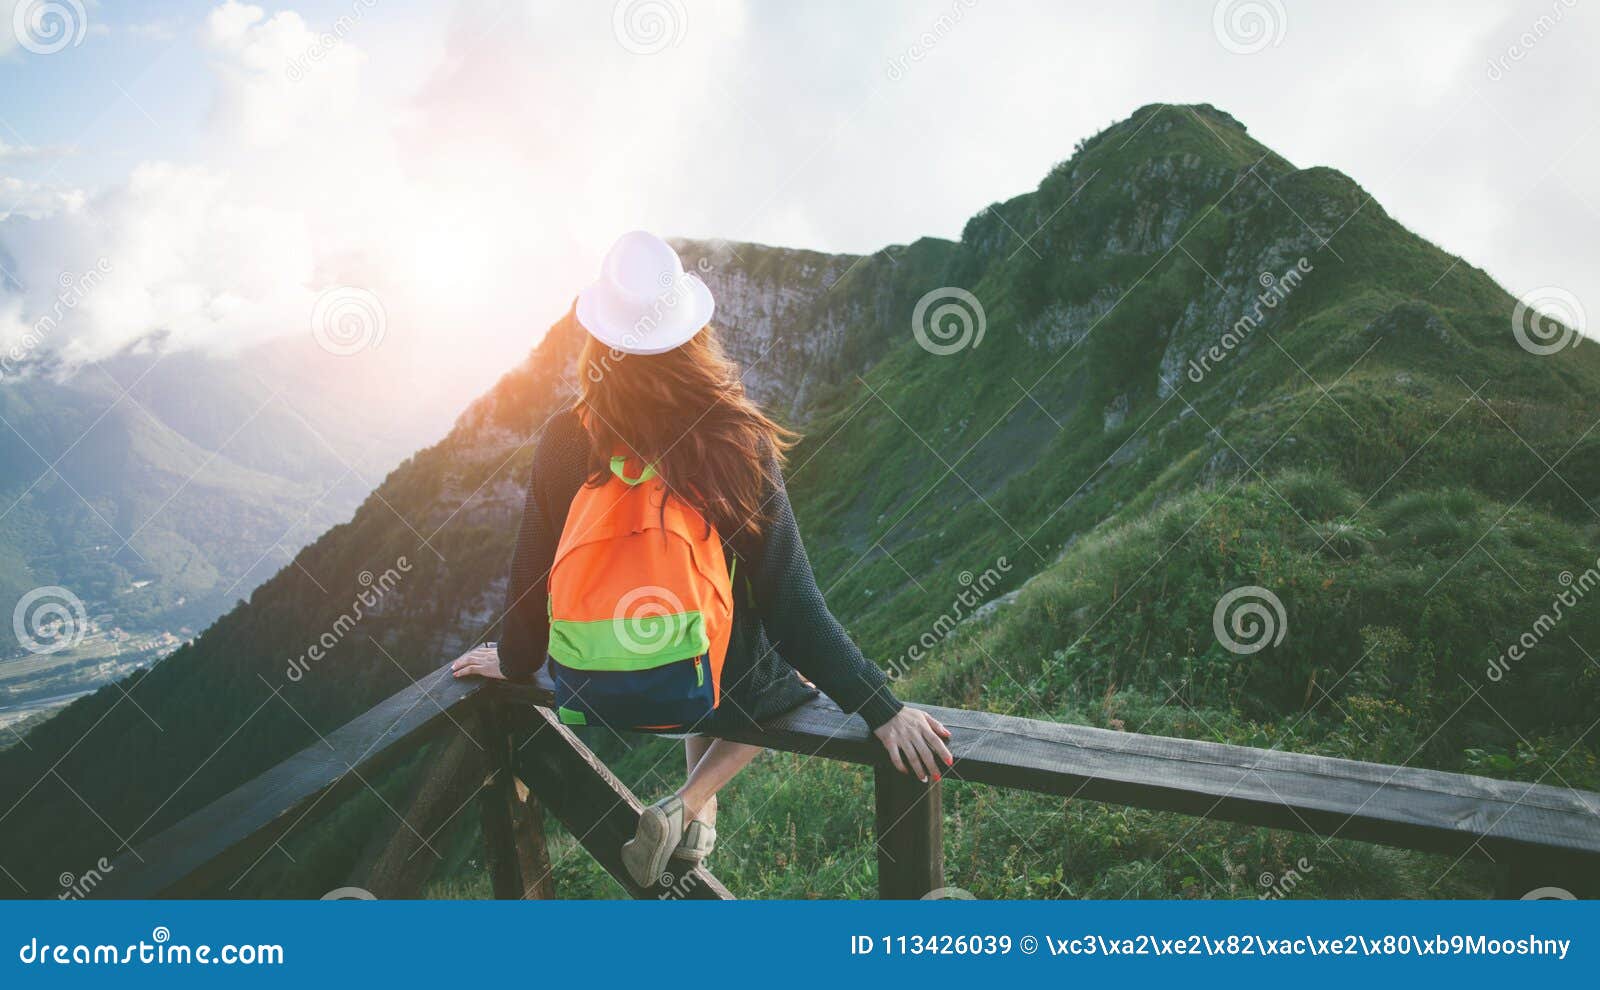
[{"left": 3, "top": 104, "right": 1596, "bottom": 900}]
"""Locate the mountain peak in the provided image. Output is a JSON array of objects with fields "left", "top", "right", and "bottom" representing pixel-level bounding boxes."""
[
  {"left": 10, "top": 100, "right": 1600, "bottom": 902},
  {"left": 1069, "top": 103, "right": 1282, "bottom": 173}
]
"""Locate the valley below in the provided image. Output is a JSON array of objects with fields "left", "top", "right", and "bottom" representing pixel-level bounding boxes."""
[
  {"left": 0, "top": 624, "right": 185, "bottom": 744},
  {"left": 3, "top": 104, "right": 1597, "bottom": 900}
]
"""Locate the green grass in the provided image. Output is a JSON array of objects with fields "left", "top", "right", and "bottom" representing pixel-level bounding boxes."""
[
  {"left": 509, "top": 464, "right": 1597, "bottom": 900},
  {"left": 8, "top": 103, "right": 1599, "bottom": 901},
  {"left": 397, "top": 105, "right": 1600, "bottom": 900}
]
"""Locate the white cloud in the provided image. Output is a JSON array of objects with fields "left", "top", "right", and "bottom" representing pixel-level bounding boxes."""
[
  {"left": 1, "top": 0, "right": 758, "bottom": 383},
  {"left": 0, "top": 0, "right": 1596, "bottom": 384},
  {"left": 201, "top": 1, "right": 368, "bottom": 147},
  {"left": 0, "top": 1, "right": 371, "bottom": 366},
  {"left": 0, "top": 175, "right": 85, "bottom": 220},
  {"left": 0, "top": 140, "right": 77, "bottom": 162}
]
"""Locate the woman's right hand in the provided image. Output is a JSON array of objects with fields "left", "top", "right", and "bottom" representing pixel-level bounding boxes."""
[{"left": 872, "top": 706, "right": 953, "bottom": 782}]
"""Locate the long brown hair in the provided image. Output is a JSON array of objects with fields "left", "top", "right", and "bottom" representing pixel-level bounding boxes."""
[{"left": 576, "top": 325, "right": 796, "bottom": 541}]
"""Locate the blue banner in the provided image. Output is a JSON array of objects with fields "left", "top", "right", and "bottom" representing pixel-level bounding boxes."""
[{"left": 2, "top": 900, "right": 1593, "bottom": 986}]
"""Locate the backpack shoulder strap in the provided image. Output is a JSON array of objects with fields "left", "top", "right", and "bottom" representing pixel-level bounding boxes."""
[
  {"left": 608, "top": 454, "right": 657, "bottom": 486},
  {"left": 722, "top": 541, "right": 754, "bottom": 606}
]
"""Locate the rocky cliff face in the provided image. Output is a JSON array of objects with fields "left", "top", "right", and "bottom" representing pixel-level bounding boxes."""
[
  {"left": 7, "top": 103, "right": 1596, "bottom": 900},
  {"left": 677, "top": 238, "right": 957, "bottom": 417},
  {"left": 314, "top": 234, "right": 920, "bottom": 669}
]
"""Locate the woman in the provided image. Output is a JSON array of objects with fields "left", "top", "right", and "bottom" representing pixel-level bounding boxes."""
[{"left": 453, "top": 231, "right": 952, "bottom": 887}]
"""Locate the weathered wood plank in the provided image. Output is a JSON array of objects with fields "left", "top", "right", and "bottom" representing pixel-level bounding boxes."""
[
  {"left": 513, "top": 704, "right": 732, "bottom": 900},
  {"left": 704, "top": 695, "right": 1600, "bottom": 866},
  {"left": 491, "top": 673, "right": 1600, "bottom": 867},
  {"left": 874, "top": 769, "right": 943, "bottom": 899},
  {"left": 99, "top": 645, "right": 1600, "bottom": 901},
  {"left": 97, "top": 665, "right": 488, "bottom": 898}
]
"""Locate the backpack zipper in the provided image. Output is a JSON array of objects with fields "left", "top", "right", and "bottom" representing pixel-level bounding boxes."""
[{"left": 693, "top": 655, "right": 704, "bottom": 687}]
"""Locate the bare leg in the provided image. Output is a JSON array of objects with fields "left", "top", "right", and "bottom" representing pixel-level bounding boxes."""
[
  {"left": 684, "top": 737, "right": 718, "bottom": 826},
  {"left": 677, "top": 738, "right": 762, "bottom": 824}
]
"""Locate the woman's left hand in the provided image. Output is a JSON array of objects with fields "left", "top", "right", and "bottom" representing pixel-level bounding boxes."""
[
  {"left": 872, "top": 706, "right": 953, "bottom": 782},
  {"left": 451, "top": 652, "right": 507, "bottom": 680}
]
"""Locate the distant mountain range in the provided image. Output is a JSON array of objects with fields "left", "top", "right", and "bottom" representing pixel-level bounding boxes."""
[
  {"left": 2, "top": 104, "right": 1596, "bottom": 900},
  {"left": 0, "top": 333, "right": 463, "bottom": 728}
]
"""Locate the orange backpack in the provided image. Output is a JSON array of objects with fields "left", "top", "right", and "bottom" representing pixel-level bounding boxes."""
[{"left": 547, "top": 453, "right": 734, "bottom": 731}]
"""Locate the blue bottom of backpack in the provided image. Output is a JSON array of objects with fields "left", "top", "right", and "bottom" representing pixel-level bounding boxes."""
[{"left": 549, "top": 653, "right": 715, "bottom": 731}]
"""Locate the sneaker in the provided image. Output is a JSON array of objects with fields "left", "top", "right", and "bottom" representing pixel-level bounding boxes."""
[
  {"left": 672, "top": 818, "right": 717, "bottom": 865},
  {"left": 621, "top": 795, "right": 686, "bottom": 887}
]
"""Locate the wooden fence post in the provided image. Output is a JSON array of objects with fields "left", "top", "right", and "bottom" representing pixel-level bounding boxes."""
[
  {"left": 874, "top": 768, "right": 943, "bottom": 899},
  {"left": 479, "top": 700, "right": 555, "bottom": 899},
  {"left": 95, "top": 653, "right": 1600, "bottom": 901},
  {"left": 509, "top": 784, "right": 557, "bottom": 900}
]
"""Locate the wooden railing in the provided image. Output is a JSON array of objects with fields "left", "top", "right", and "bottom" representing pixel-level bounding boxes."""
[{"left": 98, "top": 646, "right": 1600, "bottom": 899}]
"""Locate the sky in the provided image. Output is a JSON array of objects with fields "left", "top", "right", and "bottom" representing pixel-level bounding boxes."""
[{"left": 0, "top": 0, "right": 1595, "bottom": 397}]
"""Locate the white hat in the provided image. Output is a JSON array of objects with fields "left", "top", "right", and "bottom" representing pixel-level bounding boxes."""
[{"left": 575, "top": 231, "right": 715, "bottom": 355}]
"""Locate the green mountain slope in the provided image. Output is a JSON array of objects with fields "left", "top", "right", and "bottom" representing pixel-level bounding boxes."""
[
  {"left": 0, "top": 341, "right": 453, "bottom": 730},
  {"left": 2, "top": 104, "right": 1596, "bottom": 900},
  {"left": 0, "top": 361, "right": 343, "bottom": 638}
]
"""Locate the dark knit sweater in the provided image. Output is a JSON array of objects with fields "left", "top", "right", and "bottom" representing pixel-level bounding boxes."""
[{"left": 497, "top": 410, "right": 904, "bottom": 731}]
